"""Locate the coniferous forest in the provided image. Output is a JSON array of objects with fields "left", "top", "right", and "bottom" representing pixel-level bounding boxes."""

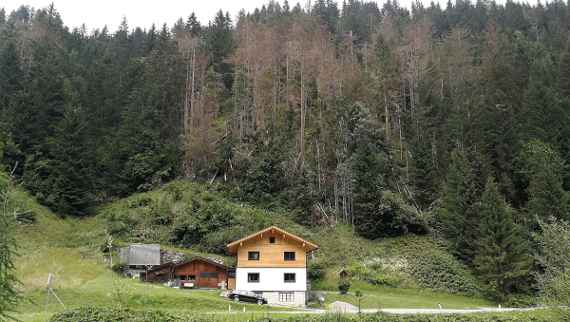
[{"left": 1, "top": 0, "right": 570, "bottom": 302}]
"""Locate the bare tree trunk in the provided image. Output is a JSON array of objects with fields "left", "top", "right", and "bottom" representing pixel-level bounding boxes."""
[
  {"left": 397, "top": 103, "right": 403, "bottom": 161},
  {"left": 384, "top": 92, "right": 390, "bottom": 140},
  {"left": 299, "top": 60, "right": 306, "bottom": 171}
]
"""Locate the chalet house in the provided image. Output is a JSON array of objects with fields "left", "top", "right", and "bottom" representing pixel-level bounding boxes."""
[
  {"left": 146, "top": 257, "right": 230, "bottom": 289},
  {"left": 227, "top": 226, "right": 319, "bottom": 307}
]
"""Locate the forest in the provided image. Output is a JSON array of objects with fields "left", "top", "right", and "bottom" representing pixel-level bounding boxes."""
[{"left": 1, "top": 0, "right": 570, "bottom": 304}]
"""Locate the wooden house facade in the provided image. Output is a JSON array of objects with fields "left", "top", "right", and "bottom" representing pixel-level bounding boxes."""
[
  {"left": 227, "top": 226, "right": 319, "bottom": 307},
  {"left": 146, "top": 257, "right": 229, "bottom": 289}
]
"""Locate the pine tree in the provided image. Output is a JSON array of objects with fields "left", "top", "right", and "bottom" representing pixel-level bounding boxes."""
[
  {"left": 0, "top": 177, "right": 19, "bottom": 319},
  {"left": 185, "top": 13, "right": 201, "bottom": 36},
  {"left": 559, "top": 39, "right": 570, "bottom": 98},
  {"left": 517, "top": 140, "right": 568, "bottom": 223},
  {"left": 410, "top": 141, "right": 436, "bottom": 209},
  {"left": 439, "top": 149, "right": 479, "bottom": 262},
  {"left": 474, "top": 177, "right": 531, "bottom": 298}
]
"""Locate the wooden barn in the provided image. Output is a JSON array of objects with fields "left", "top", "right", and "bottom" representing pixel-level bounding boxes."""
[{"left": 146, "top": 257, "right": 229, "bottom": 289}]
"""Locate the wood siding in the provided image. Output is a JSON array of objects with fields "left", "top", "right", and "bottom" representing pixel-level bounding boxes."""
[
  {"left": 236, "top": 232, "right": 307, "bottom": 268},
  {"left": 173, "top": 260, "right": 228, "bottom": 288}
]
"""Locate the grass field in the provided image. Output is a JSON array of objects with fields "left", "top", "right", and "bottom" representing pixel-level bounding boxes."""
[
  {"left": 322, "top": 284, "right": 494, "bottom": 309},
  {"left": 6, "top": 177, "right": 516, "bottom": 322}
]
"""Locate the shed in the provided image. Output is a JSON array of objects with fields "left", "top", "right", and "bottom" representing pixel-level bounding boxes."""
[{"left": 119, "top": 244, "right": 161, "bottom": 266}]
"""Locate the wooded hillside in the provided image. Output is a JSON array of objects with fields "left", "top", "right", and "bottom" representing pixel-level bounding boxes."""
[{"left": 1, "top": 0, "right": 570, "bottom": 300}]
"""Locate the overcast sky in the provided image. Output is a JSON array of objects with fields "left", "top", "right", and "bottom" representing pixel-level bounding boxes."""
[{"left": 2, "top": 0, "right": 276, "bottom": 31}]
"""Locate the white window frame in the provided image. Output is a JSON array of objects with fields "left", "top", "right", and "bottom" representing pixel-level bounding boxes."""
[{"left": 279, "top": 291, "right": 295, "bottom": 302}]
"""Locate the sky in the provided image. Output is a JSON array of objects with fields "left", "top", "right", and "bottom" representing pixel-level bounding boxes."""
[{"left": 2, "top": 0, "right": 275, "bottom": 32}]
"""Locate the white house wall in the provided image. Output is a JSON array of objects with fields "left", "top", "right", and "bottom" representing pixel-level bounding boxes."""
[{"left": 235, "top": 267, "right": 307, "bottom": 292}]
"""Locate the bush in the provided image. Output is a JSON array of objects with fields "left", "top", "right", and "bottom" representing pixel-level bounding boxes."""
[
  {"left": 308, "top": 261, "right": 326, "bottom": 281},
  {"left": 101, "top": 181, "right": 312, "bottom": 254},
  {"left": 339, "top": 279, "right": 351, "bottom": 294},
  {"left": 49, "top": 308, "right": 552, "bottom": 322}
]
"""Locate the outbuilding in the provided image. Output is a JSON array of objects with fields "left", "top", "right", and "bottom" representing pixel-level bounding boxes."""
[{"left": 146, "top": 257, "right": 229, "bottom": 289}]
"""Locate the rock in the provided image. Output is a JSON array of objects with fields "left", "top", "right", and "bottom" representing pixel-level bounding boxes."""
[{"left": 330, "top": 301, "right": 359, "bottom": 313}]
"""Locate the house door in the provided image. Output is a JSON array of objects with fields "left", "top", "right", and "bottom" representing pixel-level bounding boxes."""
[{"left": 198, "top": 272, "right": 219, "bottom": 288}]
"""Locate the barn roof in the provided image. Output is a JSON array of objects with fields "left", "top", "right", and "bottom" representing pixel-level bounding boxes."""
[
  {"left": 173, "top": 256, "right": 229, "bottom": 270},
  {"left": 147, "top": 256, "right": 228, "bottom": 274},
  {"left": 119, "top": 244, "right": 161, "bottom": 266},
  {"left": 226, "top": 226, "right": 319, "bottom": 254}
]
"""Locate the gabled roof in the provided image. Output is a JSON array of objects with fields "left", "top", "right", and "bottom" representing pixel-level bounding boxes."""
[
  {"left": 226, "top": 226, "right": 319, "bottom": 254},
  {"left": 173, "top": 256, "right": 228, "bottom": 270},
  {"left": 148, "top": 256, "right": 228, "bottom": 274}
]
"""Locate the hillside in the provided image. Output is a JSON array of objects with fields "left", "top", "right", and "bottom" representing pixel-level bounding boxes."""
[
  {"left": 7, "top": 177, "right": 498, "bottom": 321},
  {"left": 2, "top": 0, "right": 570, "bottom": 312}
]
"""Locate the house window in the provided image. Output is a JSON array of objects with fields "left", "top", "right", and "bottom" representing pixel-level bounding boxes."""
[
  {"left": 284, "top": 273, "right": 296, "bottom": 283},
  {"left": 186, "top": 275, "right": 196, "bottom": 281},
  {"left": 248, "top": 251, "right": 260, "bottom": 260},
  {"left": 248, "top": 273, "right": 260, "bottom": 283},
  {"left": 279, "top": 292, "right": 295, "bottom": 302},
  {"left": 269, "top": 237, "right": 276, "bottom": 244},
  {"left": 284, "top": 252, "right": 296, "bottom": 261}
]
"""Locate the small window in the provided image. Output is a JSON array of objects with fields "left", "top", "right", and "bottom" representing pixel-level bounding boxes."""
[
  {"left": 187, "top": 275, "right": 196, "bottom": 281},
  {"left": 284, "top": 273, "right": 296, "bottom": 283},
  {"left": 284, "top": 252, "right": 296, "bottom": 261},
  {"left": 248, "top": 273, "right": 260, "bottom": 283},
  {"left": 248, "top": 251, "right": 260, "bottom": 260},
  {"left": 269, "top": 237, "right": 276, "bottom": 244},
  {"left": 279, "top": 292, "right": 295, "bottom": 302}
]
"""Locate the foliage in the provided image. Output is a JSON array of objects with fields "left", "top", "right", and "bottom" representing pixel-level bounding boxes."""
[
  {"left": 47, "top": 307, "right": 555, "bottom": 322},
  {"left": 102, "top": 180, "right": 312, "bottom": 253},
  {"left": 536, "top": 219, "right": 570, "bottom": 320},
  {"left": 474, "top": 178, "right": 531, "bottom": 299},
  {"left": 0, "top": 173, "right": 19, "bottom": 320},
  {"left": 516, "top": 140, "right": 569, "bottom": 223},
  {"left": 338, "top": 279, "right": 351, "bottom": 294},
  {"left": 437, "top": 149, "right": 480, "bottom": 263},
  {"left": 395, "top": 237, "right": 481, "bottom": 295}
]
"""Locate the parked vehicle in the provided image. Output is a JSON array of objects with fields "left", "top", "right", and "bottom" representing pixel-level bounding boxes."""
[{"left": 228, "top": 291, "right": 267, "bottom": 305}]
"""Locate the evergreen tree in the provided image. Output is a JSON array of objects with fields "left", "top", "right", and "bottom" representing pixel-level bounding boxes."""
[
  {"left": 561, "top": 40, "right": 570, "bottom": 98},
  {"left": 517, "top": 140, "right": 569, "bottom": 223},
  {"left": 438, "top": 149, "right": 479, "bottom": 262},
  {"left": 410, "top": 141, "right": 436, "bottom": 209},
  {"left": 474, "top": 177, "right": 531, "bottom": 298},
  {"left": 185, "top": 12, "right": 202, "bottom": 36},
  {"left": 0, "top": 177, "right": 19, "bottom": 319}
]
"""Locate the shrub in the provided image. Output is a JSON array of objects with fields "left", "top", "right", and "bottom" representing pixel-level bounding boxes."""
[
  {"left": 308, "top": 261, "right": 326, "bottom": 281},
  {"left": 339, "top": 279, "right": 351, "bottom": 294},
  {"left": 49, "top": 307, "right": 181, "bottom": 322},
  {"left": 49, "top": 308, "right": 552, "bottom": 322}
]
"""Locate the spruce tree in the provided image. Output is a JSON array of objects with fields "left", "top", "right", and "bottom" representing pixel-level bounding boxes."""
[
  {"left": 517, "top": 140, "right": 568, "bottom": 223},
  {"left": 439, "top": 149, "right": 479, "bottom": 262},
  {"left": 474, "top": 177, "right": 531, "bottom": 298},
  {"left": 0, "top": 177, "right": 19, "bottom": 319},
  {"left": 560, "top": 39, "right": 570, "bottom": 98}
]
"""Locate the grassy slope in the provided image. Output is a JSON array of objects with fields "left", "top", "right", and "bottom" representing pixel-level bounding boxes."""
[
  {"left": 8, "top": 178, "right": 497, "bottom": 321},
  {"left": 9, "top": 181, "right": 275, "bottom": 322}
]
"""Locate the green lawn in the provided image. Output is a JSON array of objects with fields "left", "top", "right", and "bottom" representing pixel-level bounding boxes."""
[
  {"left": 321, "top": 282, "right": 494, "bottom": 309},
  {"left": 13, "top": 208, "right": 281, "bottom": 321},
  {"left": 8, "top": 181, "right": 499, "bottom": 322}
]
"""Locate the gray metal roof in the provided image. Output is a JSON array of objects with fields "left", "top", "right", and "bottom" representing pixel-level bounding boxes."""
[{"left": 119, "top": 244, "right": 161, "bottom": 266}]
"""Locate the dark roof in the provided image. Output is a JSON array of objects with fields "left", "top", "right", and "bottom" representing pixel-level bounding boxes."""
[
  {"left": 174, "top": 256, "right": 228, "bottom": 270},
  {"left": 148, "top": 256, "right": 228, "bottom": 274}
]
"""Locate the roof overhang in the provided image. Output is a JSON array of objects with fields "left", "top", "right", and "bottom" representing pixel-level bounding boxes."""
[{"left": 226, "top": 226, "right": 319, "bottom": 255}]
